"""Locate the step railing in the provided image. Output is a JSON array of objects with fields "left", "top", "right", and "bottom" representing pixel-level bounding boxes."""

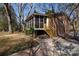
[{"left": 44, "top": 24, "right": 56, "bottom": 38}]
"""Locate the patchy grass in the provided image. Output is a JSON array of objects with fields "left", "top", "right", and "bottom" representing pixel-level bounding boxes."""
[{"left": 0, "top": 32, "right": 34, "bottom": 56}]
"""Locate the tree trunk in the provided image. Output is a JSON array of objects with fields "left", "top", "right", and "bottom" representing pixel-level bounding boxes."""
[
  {"left": 18, "top": 3, "right": 25, "bottom": 32},
  {"left": 4, "top": 3, "right": 12, "bottom": 33},
  {"left": 72, "top": 23, "right": 77, "bottom": 39}
]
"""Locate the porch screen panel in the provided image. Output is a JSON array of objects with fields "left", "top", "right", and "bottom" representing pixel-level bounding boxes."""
[
  {"left": 44, "top": 17, "right": 47, "bottom": 24},
  {"left": 28, "top": 21, "right": 29, "bottom": 28},
  {"left": 40, "top": 16, "right": 43, "bottom": 28},
  {"left": 31, "top": 18, "right": 33, "bottom": 28},
  {"left": 30, "top": 19, "right": 32, "bottom": 28},
  {"left": 35, "top": 16, "right": 39, "bottom": 28}
]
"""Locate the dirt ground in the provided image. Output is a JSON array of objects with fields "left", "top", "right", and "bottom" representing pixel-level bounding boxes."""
[
  {"left": 0, "top": 32, "right": 31, "bottom": 55},
  {"left": 11, "top": 36, "right": 79, "bottom": 56}
]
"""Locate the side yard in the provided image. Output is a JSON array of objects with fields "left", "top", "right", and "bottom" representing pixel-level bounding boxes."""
[{"left": 0, "top": 32, "right": 37, "bottom": 56}]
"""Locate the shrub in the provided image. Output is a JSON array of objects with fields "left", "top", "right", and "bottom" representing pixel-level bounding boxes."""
[{"left": 24, "top": 27, "right": 34, "bottom": 35}]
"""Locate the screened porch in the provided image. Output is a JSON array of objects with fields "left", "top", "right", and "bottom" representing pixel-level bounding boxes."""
[{"left": 26, "top": 14, "right": 47, "bottom": 30}]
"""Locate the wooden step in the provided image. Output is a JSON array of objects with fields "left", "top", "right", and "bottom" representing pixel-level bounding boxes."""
[{"left": 44, "top": 24, "right": 56, "bottom": 38}]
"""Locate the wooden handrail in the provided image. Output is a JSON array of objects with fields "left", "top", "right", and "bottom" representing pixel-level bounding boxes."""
[{"left": 44, "top": 23, "right": 56, "bottom": 38}]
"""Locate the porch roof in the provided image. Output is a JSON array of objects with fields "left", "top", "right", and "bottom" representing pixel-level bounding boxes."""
[
  {"left": 25, "top": 12, "right": 70, "bottom": 22},
  {"left": 25, "top": 13, "right": 48, "bottom": 22}
]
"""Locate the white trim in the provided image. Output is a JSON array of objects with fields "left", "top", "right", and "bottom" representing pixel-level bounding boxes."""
[
  {"left": 26, "top": 28, "right": 44, "bottom": 30},
  {"left": 34, "top": 28, "right": 44, "bottom": 30},
  {"left": 33, "top": 16, "right": 35, "bottom": 28}
]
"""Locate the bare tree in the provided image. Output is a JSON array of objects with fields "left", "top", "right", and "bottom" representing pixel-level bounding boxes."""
[
  {"left": 58, "top": 4, "right": 79, "bottom": 39},
  {"left": 4, "top": 3, "right": 12, "bottom": 33},
  {"left": 68, "top": 4, "right": 79, "bottom": 39},
  {"left": 15, "top": 3, "right": 34, "bottom": 32}
]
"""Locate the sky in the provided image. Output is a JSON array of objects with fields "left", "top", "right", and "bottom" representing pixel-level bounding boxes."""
[
  {"left": 11, "top": 3, "right": 58, "bottom": 18},
  {"left": 0, "top": 3, "right": 76, "bottom": 22},
  {"left": 10, "top": 3, "right": 60, "bottom": 23}
]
